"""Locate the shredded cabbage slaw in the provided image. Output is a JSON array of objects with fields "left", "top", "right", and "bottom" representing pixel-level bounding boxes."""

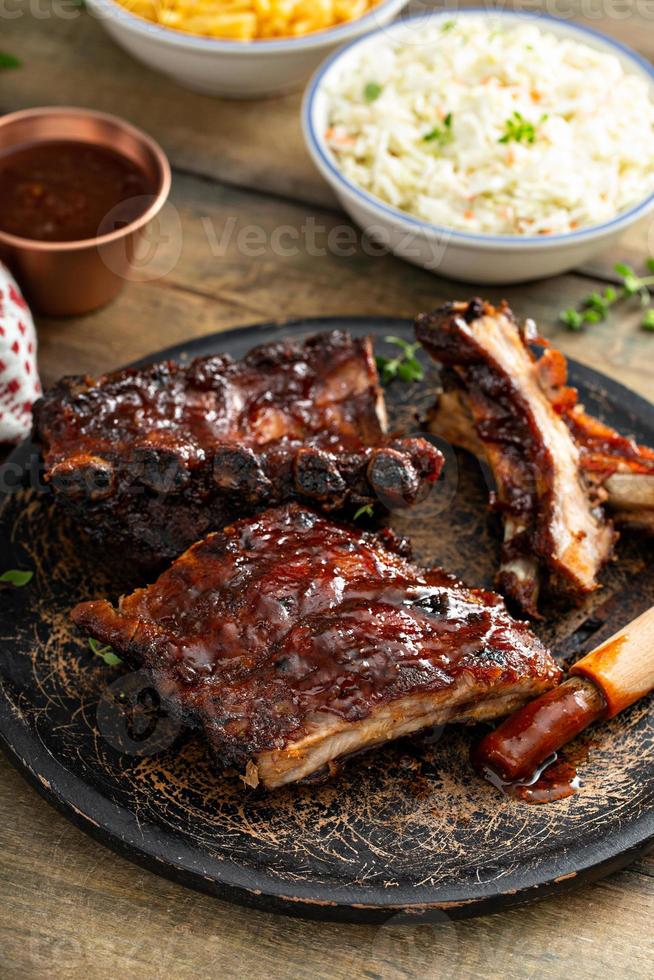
[{"left": 324, "top": 19, "right": 654, "bottom": 236}]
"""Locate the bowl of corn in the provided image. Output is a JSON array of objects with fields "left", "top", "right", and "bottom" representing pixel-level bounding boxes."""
[{"left": 86, "top": 0, "right": 410, "bottom": 98}]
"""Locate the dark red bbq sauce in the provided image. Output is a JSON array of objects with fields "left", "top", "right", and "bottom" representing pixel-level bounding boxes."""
[
  {"left": 0, "top": 140, "right": 153, "bottom": 242},
  {"left": 478, "top": 751, "right": 582, "bottom": 805}
]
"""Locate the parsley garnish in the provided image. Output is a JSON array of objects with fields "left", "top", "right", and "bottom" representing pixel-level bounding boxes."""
[
  {"left": 375, "top": 337, "right": 424, "bottom": 385},
  {"left": 0, "top": 569, "right": 33, "bottom": 588},
  {"left": 364, "top": 82, "right": 383, "bottom": 103},
  {"left": 499, "top": 111, "right": 547, "bottom": 145},
  {"left": 88, "top": 637, "right": 122, "bottom": 667},
  {"left": 0, "top": 53, "right": 21, "bottom": 70},
  {"left": 441, "top": 20, "right": 456, "bottom": 32},
  {"left": 424, "top": 113, "right": 453, "bottom": 147},
  {"left": 560, "top": 259, "right": 654, "bottom": 332},
  {"left": 353, "top": 503, "right": 375, "bottom": 521}
]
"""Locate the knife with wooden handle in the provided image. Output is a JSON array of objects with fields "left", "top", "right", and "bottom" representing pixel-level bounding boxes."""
[{"left": 473, "top": 607, "right": 654, "bottom": 786}]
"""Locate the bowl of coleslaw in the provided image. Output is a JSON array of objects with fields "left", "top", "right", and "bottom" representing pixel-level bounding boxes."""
[
  {"left": 85, "top": 0, "right": 410, "bottom": 98},
  {"left": 303, "top": 10, "right": 654, "bottom": 283}
]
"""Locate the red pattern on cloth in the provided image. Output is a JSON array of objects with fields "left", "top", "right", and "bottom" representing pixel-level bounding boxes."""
[{"left": 0, "top": 264, "right": 40, "bottom": 444}]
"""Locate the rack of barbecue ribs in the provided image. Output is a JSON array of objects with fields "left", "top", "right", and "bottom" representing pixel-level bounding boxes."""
[
  {"left": 33, "top": 331, "right": 443, "bottom": 565},
  {"left": 71, "top": 503, "right": 561, "bottom": 789},
  {"left": 414, "top": 299, "right": 648, "bottom": 618},
  {"left": 417, "top": 299, "right": 654, "bottom": 615}
]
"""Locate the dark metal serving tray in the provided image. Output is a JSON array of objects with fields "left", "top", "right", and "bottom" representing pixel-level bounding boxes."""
[{"left": 0, "top": 316, "right": 652, "bottom": 922}]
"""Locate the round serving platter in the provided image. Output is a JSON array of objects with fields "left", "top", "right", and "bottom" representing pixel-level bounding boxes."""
[{"left": 1, "top": 316, "right": 653, "bottom": 923}]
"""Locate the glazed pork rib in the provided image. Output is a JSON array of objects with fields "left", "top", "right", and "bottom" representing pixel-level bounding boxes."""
[
  {"left": 71, "top": 504, "right": 561, "bottom": 789},
  {"left": 33, "top": 331, "right": 443, "bottom": 565},
  {"left": 416, "top": 300, "right": 617, "bottom": 617},
  {"left": 430, "top": 330, "right": 654, "bottom": 532}
]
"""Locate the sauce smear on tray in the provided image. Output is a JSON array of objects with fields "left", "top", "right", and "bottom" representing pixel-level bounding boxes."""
[
  {"left": 476, "top": 752, "right": 582, "bottom": 805},
  {"left": 0, "top": 140, "right": 152, "bottom": 242}
]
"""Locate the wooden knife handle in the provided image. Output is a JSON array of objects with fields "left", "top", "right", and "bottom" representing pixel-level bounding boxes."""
[{"left": 570, "top": 606, "right": 654, "bottom": 718}]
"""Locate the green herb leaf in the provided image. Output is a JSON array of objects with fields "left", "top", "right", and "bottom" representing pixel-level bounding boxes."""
[
  {"left": 613, "top": 262, "right": 654, "bottom": 307},
  {"left": 0, "top": 52, "right": 21, "bottom": 70},
  {"left": 642, "top": 309, "right": 654, "bottom": 331},
  {"left": 424, "top": 112, "right": 453, "bottom": 146},
  {"left": 384, "top": 335, "right": 419, "bottom": 354},
  {"left": 88, "top": 637, "right": 122, "bottom": 667},
  {"left": 499, "top": 111, "right": 546, "bottom": 145},
  {"left": 364, "top": 82, "right": 382, "bottom": 103},
  {"left": 397, "top": 359, "right": 424, "bottom": 382},
  {"left": 560, "top": 258, "right": 654, "bottom": 334},
  {"left": 0, "top": 569, "right": 33, "bottom": 587},
  {"left": 441, "top": 20, "right": 456, "bottom": 32},
  {"left": 584, "top": 291, "right": 609, "bottom": 318},
  {"left": 376, "top": 337, "right": 424, "bottom": 385},
  {"left": 375, "top": 356, "right": 397, "bottom": 384},
  {"left": 560, "top": 308, "right": 583, "bottom": 331},
  {"left": 353, "top": 503, "right": 374, "bottom": 521},
  {"left": 622, "top": 275, "right": 641, "bottom": 297}
]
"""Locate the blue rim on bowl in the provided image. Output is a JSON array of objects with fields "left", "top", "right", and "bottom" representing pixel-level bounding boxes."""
[
  {"left": 302, "top": 9, "right": 654, "bottom": 249},
  {"left": 86, "top": 0, "right": 410, "bottom": 52}
]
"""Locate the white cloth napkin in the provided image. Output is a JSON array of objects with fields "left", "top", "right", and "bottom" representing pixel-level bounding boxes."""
[{"left": 0, "top": 263, "right": 41, "bottom": 444}]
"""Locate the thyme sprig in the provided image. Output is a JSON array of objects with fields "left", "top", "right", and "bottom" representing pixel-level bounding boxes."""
[
  {"left": 560, "top": 259, "right": 654, "bottom": 332},
  {"left": 376, "top": 337, "right": 424, "bottom": 385},
  {"left": 88, "top": 637, "right": 122, "bottom": 667},
  {"left": 0, "top": 569, "right": 33, "bottom": 588}
]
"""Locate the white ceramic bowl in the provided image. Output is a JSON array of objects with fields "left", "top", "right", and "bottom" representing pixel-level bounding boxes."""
[
  {"left": 86, "top": 0, "right": 410, "bottom": 98},
  {"left": 303, "top": 10, "right": 654, "bottom": 284}
]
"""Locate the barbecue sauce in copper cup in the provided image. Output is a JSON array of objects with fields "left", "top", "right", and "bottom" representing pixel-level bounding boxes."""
[{"left": 0, "top": 107, "right": 171, "bottom": 316}]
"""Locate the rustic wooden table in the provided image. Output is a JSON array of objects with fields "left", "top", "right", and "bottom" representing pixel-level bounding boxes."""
[{"left": 1, "top": 6, "right": 653, "bottom": 978}]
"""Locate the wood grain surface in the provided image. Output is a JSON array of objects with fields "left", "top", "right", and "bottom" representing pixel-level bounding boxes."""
[{"left": 1, "top": 4, "right": 654, "bottom": 978}]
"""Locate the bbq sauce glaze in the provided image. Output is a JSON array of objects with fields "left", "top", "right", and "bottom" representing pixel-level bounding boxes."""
[
  {"left": 0, "top": 140, "right": 152, "bottom": 242},
  {"left": 71, "top": 504, "right": 560, "bottom": 762}
]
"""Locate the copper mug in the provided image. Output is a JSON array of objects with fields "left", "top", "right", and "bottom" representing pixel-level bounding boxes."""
[{"left": 0, "top": 107, "right": 171, "bottom": 316}]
